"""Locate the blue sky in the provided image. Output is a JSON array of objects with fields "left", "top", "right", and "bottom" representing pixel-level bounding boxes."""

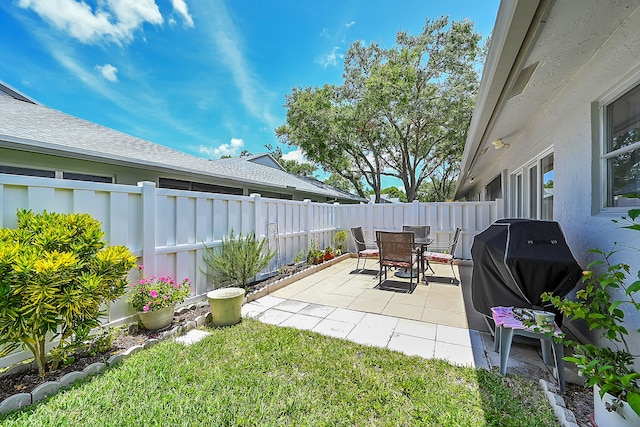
[{"left": 0, "top": 0, "right": 500, "bottom": 170}]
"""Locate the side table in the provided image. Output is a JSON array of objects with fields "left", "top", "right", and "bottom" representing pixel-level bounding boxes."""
[{"left": 491, "top": 306, "right": 565, "bottom": 393}]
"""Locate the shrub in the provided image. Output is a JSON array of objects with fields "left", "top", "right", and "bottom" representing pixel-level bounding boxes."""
[
  {"left": 334, "top": 230, "right": 348, "bottom": 253},
  {"left": 0, "top": 210, "right": 136, "bottom": 375},
  {"left": 542, "top": 208, "right": 640, "bottom": 417},
  {"left": 202, "top": 230, "right": 276, "bottom": 290}
]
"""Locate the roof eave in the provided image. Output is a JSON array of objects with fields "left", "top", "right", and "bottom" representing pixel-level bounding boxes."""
[{"left": 454, "top": 0, "right": 546, "bottom": 199}]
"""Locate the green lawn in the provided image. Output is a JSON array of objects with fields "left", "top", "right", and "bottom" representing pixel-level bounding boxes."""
[{"left": 0, "top": 319, "right": 556, "bottom": 426}]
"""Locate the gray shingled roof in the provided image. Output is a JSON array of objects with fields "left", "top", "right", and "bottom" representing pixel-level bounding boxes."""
[{"left": 0, "top": 85, "right": 364, "bottom": 202}]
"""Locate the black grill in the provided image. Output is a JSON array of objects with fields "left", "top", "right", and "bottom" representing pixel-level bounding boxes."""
[{"left": 471, "top": 219, "right": 583, "bottom": 324}]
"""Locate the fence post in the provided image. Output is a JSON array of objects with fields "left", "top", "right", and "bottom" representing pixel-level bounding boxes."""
[
  {"left": 138, "top": 181, "right": 156, "bottom": 274},
  {"left": 496, "top": 198, "right": 506, "bottom": 219},
  {"left": 412, "top": 200, "right": 420, "bottom": 225},
  {"left": 251, "top": 193, "right": 263, "bottom": 238},
  {"left": 304, "top": 199, "right": 312, "bottom": 247}
]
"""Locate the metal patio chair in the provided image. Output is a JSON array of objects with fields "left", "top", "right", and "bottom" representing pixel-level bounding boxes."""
[
  {"left": 376, "top": 230, "right": 418, "bottom": 292},
  {"left": 350, "top": 226, "right": 379, "bottom": 272},
  {"left": 423, "top": 227, "right": 462, "bottom": 283}
]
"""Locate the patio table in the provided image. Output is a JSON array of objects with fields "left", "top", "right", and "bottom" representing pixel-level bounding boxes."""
[
  {"left": 394, "top": 237, "right": 432, "bottom": 280},
  {"left": 491, "top": 306, "right": 565, "bottom": 392}
]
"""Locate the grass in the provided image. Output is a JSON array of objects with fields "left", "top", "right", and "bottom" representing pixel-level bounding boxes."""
[{"left": 0, "top": 319, "right": 556, "bottom": 426}]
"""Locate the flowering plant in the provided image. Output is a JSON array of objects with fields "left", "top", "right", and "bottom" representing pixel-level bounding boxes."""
[{"left": 127, "top": 265, "right": 191, "bottom": 313}]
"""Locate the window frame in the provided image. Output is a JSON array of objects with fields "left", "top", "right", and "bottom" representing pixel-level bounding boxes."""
[
  {"left": 509, "top": 147, "right": 554, "bottom": 220},
  {"left": 600, "top": 81, "right": 640, "bottom": 209}
]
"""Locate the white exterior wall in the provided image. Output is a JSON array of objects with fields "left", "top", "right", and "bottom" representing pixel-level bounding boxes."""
[{"left": 470, "top": 8, "right": 640, "bottom": 354}]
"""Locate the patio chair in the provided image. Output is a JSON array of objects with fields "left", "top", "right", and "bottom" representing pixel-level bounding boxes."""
[
  {"left": 401, "top": 225, "right": 430, "bottom": 276},
  {"left": 423, "top": 227, "right": 462, "bottom": 284},
  {"left": 402, "top": 225, "right": 430, "bottom": 241},
  {"left": 376, "top": 231, "right": 418, "bottom": 292},
  {"left": 350, "top": 226, "right": 379, "bottom": 272}
]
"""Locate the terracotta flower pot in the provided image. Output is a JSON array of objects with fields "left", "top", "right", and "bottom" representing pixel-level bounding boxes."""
[
  {"left": 207, "top": 287, "right": 245, "bottom": 326},
  {"left": 138, "top": 306, "right": 175, "bottom": 330}
]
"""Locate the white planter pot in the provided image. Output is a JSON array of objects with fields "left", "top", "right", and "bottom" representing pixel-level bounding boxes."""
[{"left": 593, "top": 385, "right": 640, "bottom": 427}]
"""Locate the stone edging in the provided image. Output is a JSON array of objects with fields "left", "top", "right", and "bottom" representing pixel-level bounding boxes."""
[
  {"left": 0, "top": 303, "right": 212, "bottom": 415},
  {"left": 539, "top": 379, "right": 579, "bottom": 427},
  {"left": 246, "top": 253, "right": 350, "bottom": 302}
]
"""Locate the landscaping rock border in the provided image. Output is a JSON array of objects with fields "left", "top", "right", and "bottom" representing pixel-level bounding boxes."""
[
  {"left": 0, "top": 303, "right": 212, "bottom": 416},
  {"left": 539, "top": 379, "right": 580, "bottom": 427}
]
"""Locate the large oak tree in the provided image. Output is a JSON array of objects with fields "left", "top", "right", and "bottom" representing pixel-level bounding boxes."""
[{"left": 276, "top": 16, "right": 483, "bottom": 202}]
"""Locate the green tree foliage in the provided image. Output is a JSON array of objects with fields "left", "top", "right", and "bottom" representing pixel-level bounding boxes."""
[
  {"left": 324, "top": 173, "right": 356, "bottom": 193},
  {"left": 202, "top": 230, "right": 276, "bottom": 290},
  {"left": 0, "top": 210, "right": 136, "bottom": 375},
  {"left": 277, "top": 16, "right": 483, "bottom": 202},
  {"left": 416, "top": 164, "right": 459, "bottom": 202},
  {"left": 381, "top": 187, "right": 408, "bottom": 203}
]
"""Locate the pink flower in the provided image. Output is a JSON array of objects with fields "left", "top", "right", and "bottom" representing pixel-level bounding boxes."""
[
  {"left": 149, "top": 290, "right": 158, "bottom": 298},
  {"left": 143, "top": 305, "right": 150, "bottom": 312},
  {"left": 163, "top": 295, "right": 169, "bottom": 300}
]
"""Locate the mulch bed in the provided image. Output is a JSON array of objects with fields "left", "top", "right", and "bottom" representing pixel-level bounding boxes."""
[{"left": 0, "top": 265, "right": 304, "bottom": 404}]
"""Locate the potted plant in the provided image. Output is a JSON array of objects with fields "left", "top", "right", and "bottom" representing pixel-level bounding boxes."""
[
  {"left": 334, "top": 230, "right": 348, "bottom": 255},
  {"left": 542, "top": 210, "right": 640, "bottom": 426},
  {"left": 307, "top": 247, "right": 324, "bottom": 265},
  {"left": 202, "top": 230, "right": 276, "bottom": 326},
  {"left": 324, "top": 246, "right": 335, "bottom": 261},
  {"left": 127, "top": 265, "right": 192, "bottom": 330}
]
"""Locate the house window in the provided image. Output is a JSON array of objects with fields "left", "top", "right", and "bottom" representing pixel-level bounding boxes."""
[
  {"left": 604, "top": 82, "right": 640, "bottom": 207},
  {"left": 510, "top": 151, "right": 554, "bottom": 220},
  {"left": 159, "top": 178, "right": 244, "bottom": 196},
  {"left": 541, "top": 154, "right": 554, "bottom": 219},
  {"left": 63, "top": 172, "right": 113, "bottom": 183},
  {"left": 0, "top": 165, "right": 55, "bottom": 178},
  {"left": 485, "top": 175, "right": 502, "bottom": 201}
]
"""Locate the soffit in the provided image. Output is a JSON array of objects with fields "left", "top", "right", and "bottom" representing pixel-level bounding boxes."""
[{"left": 457, "top": 0, "right": 639, "bottom": 197}]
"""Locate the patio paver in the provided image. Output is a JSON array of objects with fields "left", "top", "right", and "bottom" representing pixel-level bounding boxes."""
[{"left": 243, "top": 257, "right": 566, "bottom": 380}]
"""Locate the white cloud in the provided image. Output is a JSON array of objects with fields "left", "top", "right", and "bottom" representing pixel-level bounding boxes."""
[
  {"left": 199, "top": 138, "right": 244, "bottom": 158},
  {"left": 96, "top": 63, "right": 118, "bottom": 82},
  {"left": 17, "top": 0, "right": 163, "bottom": 45},
  {"left": 281, "top": 148, "right": 306, "bottom": 163},
  {"left": 170, "top": 0, "right": 194, "bottom": 27},
  {"left": 345, "top": 21, "right": 356, "bottom": 29},
  {"left": 196, "top": 2, "right": 278, "bottom": 130},
  {"left": 316, "top": 46, "right": 341, "bottom": 68}
]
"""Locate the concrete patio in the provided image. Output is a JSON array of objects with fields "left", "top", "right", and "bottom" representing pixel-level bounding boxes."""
[{"left": 241, "top": 257, "right": 567, "bottom": 387}]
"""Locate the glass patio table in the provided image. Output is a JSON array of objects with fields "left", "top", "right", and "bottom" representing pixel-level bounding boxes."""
[{"left": 394, "top": 237, "right": 433, "bottom": 279}]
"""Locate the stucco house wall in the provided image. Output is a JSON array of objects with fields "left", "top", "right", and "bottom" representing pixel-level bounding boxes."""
[{"left": 456, "top": 0, "right": 640, "bottom": 354}]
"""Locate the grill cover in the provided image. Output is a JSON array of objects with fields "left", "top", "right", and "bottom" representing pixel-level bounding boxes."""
[{"left": 471, "top": 219, "right": 583, "bottom": 319}]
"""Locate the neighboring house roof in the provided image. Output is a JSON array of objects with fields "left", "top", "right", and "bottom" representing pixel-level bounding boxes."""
[
  {"left": 0, "top": 82, "right": 365, "bottom": 203},
  {"left": 367, "top": 195, "right": 399, "bottom": 204},
  {"left": 455, "top": 0, "right": 637, "bottom": 199}
]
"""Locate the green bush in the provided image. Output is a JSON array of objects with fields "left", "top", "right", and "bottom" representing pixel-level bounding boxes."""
[
  {"left": 542, "top": 208, "right": 640, "bottom": 417},
  {"left": 333, "top": 230, "right": 348, "bottom": 253},
  {"left": 0, "top": 210, "right": 136, "bottom": 375},
  {"left": 202, "top": 230, "right": 276, "bottom": 290}
]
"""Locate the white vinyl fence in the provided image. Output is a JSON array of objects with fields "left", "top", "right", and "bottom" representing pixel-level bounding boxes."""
[{"left": 0, "top": 174, "right": 503, "bottom": 367}]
